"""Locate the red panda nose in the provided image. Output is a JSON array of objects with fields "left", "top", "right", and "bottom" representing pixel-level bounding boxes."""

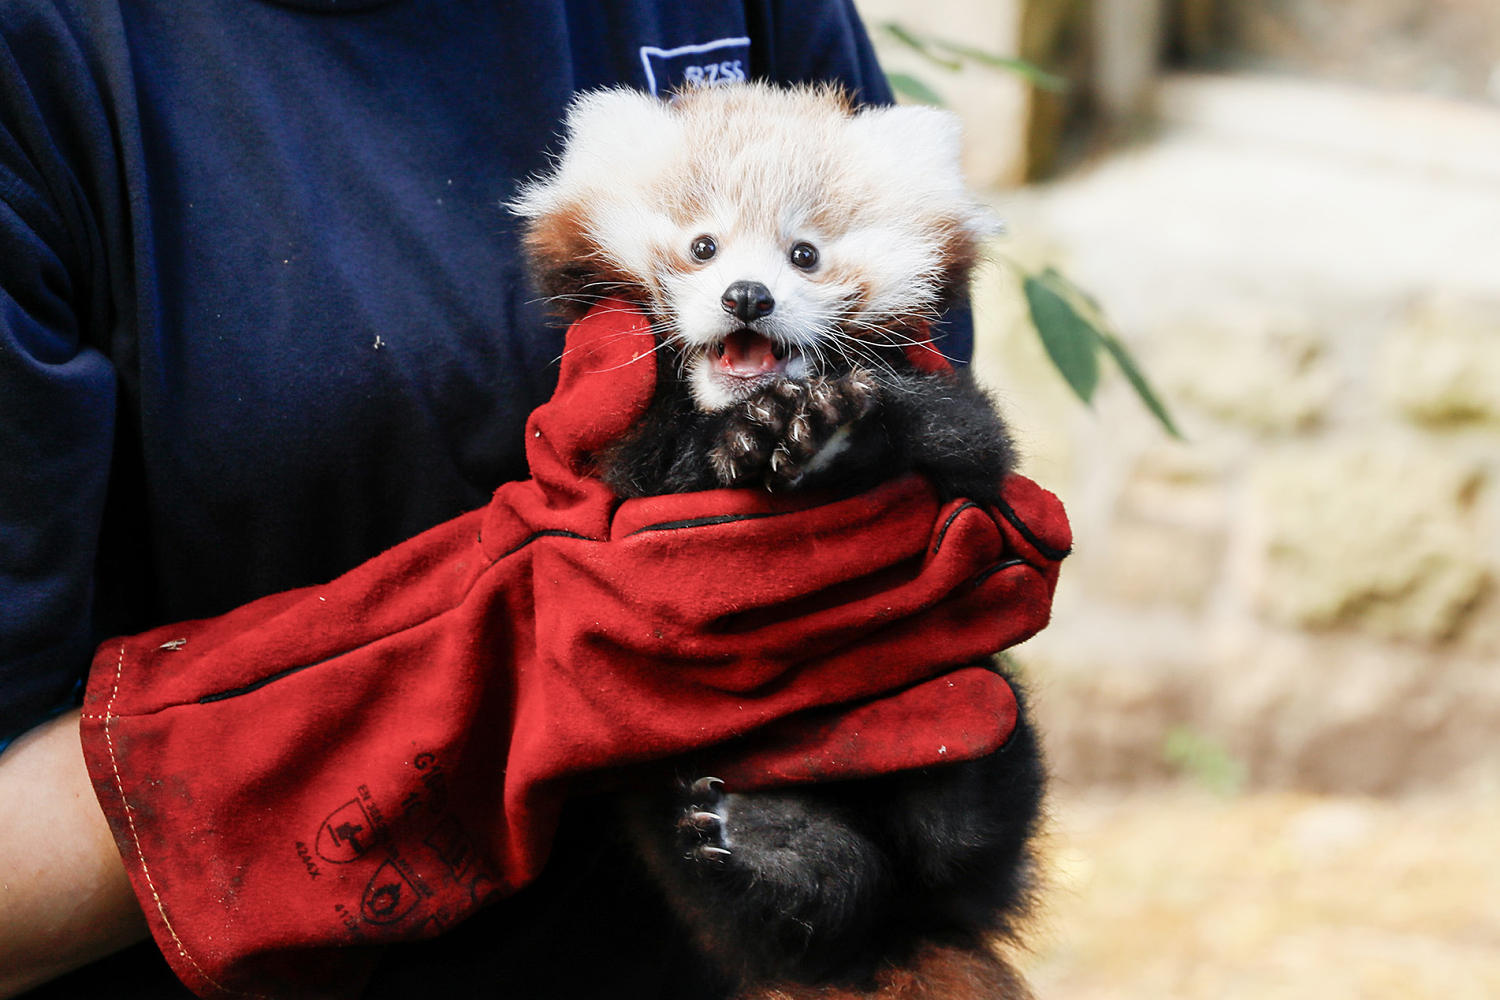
[{"left": 721, "top": 281, "right": 775, "bottom": 322}]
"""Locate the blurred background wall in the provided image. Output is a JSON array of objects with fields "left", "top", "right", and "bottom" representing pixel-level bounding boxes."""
[{"left": 854, "top": 1, "right": 1500, "bottom": 995}]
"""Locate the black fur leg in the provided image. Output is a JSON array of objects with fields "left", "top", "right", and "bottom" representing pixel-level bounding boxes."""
[
  {"left": 874, "top": 368, "right": 1016, "bottom": 507},
  {"left": 597, "top": 338, "right": 1036, "bottom": 994},
  {"left": 626, "top": 676, "right": 1043, "bottom": 989},
  {"left": 871, "top": 688, "right": 1044, "bottom": 942},
  {"left": 626, "top": 778, "right": 894, "bottom": 986}
]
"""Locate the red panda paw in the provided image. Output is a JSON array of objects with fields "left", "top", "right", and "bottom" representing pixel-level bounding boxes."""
[
  {"left": 675, "top": 776, "right": 732, "bottom": 863},
  {"left": 709, "top": 372, "right": 882, "bottom": 492}
]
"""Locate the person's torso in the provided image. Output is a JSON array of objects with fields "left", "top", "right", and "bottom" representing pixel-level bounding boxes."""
[{"left": 101, "top": 0, "right": 762, "bottom": 628}]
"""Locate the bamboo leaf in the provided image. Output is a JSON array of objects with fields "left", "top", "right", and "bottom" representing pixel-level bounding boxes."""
[
  {"left": 1022, "top": 273, "right": 1100, "bottom": 405},
  {"left": 881, "top": 22, "right": 964, "bottom": 71},
  {"left": 1097, "top": 330, "right": 1185, "bottom": 439},
  {"left": 1040, "top": 266, "right": 1105, "bottom": 320},
  {"left": 1033, "top": 267, "right": 1184, "bottom": 438},
  {"left": 928, "top": 40, "right": 1070, "bottom": 92},
  {"left": 885, "top": 72, "right": 946, "bottom": 107}
]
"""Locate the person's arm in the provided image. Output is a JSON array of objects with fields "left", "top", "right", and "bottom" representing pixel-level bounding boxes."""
[
  {"left": 1, "top": 3, "right": 127, "bottom": 750},
  {"left": 0, "top": 710, "right": 145, "bottom": 998},
  {"left": 0, "top": 9, "right": 146, "bottom": 991}
]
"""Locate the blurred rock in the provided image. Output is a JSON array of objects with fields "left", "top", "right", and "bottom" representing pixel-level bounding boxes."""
[
  {"left": 1208, "top": 631, "right": 1500, "bottom": 793},
  {"left": 1026, "top": 788, "right": 1500, "bottom": 1000},
  {"left": 1096, "top": 447, "right": 1227, "bottom": 610},
  {"left": 1208, "top": 0, "right": 1500, "bottom": 105},
  {"left": 1379, "top": 303, "right": 1500, "bottom": 424},
  {"left": 1026, "top": 653, "right": 1199, "bottom": 786},
  {"left": 1250, "top": 447, "right": 1488, "bottom": 641},
  {"left": 1153, "top": 317, "right": 1334, "bottom": 433},
  {"left": 995, "top": 73, "right": 1500, "bottom": 795}
]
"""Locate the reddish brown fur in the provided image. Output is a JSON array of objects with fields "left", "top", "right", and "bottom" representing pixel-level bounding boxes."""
[
  {"left": 521, "top": 199, "right": 650, "bottom": 316},
  {"left": 932, "top": 214, "right": 984, "bottom": 307},
  {"left": 806, "top": 190, "right": 857, "bottom": 237},
  {"left": 742, "top": 944, "right": 1034, "bottom": 1000},
  {"left": 647, "top": 171, "right": 716, "bottom": 229}
]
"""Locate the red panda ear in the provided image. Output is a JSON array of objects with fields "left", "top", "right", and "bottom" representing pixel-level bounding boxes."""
[
  {"left": 561, "top": 87, "right": 678, "bottom": 160},
  {"left": 510, "top": 89, "right": 676, "bottom": 224},
  {"left": 846, "top": 105, "right": 1001, "bottom": 295},
  {"left": 849, "top": 105, "right": 966, "bottom": 182},
  {"left": 933, "top": 213, "right": 990, "bottom": 306},
  {"left": 848, "top": 106, "right": 1000, "bottom": 232}
]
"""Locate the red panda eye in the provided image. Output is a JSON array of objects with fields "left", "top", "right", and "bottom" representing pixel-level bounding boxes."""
[
  {"left": 790, "top": 242, "right": 819, "bottom": 270},
  {"left": 690, "top": 235, "right": 717, "bottom": 261}
]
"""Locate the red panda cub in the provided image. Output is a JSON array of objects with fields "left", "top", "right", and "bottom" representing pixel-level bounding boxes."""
[{"left": 510, "top": 83, "right": 1040, "bottom": 1000}]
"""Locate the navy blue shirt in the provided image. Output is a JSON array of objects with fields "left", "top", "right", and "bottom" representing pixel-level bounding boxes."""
[{"left": 0, "top": 0, "right": 938, "bottom": 750}]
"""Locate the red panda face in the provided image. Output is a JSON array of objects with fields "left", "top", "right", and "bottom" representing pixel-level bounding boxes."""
[{"left": 511, "top": 83, "right": 998, "bottom": 410}]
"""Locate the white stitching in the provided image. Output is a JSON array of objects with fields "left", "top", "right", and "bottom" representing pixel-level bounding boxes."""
[{"left": 99, "top": 642, "right": 262, "bottom": 998}]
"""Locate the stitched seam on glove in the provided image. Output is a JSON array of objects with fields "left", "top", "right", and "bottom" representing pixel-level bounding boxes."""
[
  {"left": 932, "top": 501, "right": 980, "bottom": 554},
  {"left": 626, "top": 510, "right": 784, "bottom": 534},
  {"left": 991, "top": 495, "right": 1072, "bottom": 561},
  {"left": 489, "top": 527, "right": 595, "bottom": 560},
  {"left": 971, "top": 558, "right": 1030, "bottom": 587},
  {"left": 92, "top": 643, "right": 266, "bottom": 999}
]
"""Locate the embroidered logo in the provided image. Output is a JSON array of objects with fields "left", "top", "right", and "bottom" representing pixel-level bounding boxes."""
[{"left": 639, "top": 37, "right": 750, "bottom": 96}]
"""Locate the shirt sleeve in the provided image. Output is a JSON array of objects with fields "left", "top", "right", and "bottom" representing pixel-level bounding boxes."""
[
  {"left": 746, "top": 0, "right": 975, "bottom": 363},
  {"left": 0, "top": 8, "right": 120, "bottom": 747}
]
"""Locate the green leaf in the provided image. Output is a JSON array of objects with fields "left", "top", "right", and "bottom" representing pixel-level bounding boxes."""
[
  {"left": 1031, "top": 267, "right": 1183, "bottom": 438},
  {"left": 1022, "top": 274, "right": 1100, "bottom": 405},
  {"left": 884, "top": 72, "right": 946, "bottom": 107},
  {"left": 881, "top": 21, "right": 1069, "bottom": 91},
  {"left": 1040, "top": 266, "right": 1103, "bottom": 316},
  {"left": 880, "top": 22, "right": 964, "bottom": 71},
  {"left": 928, "top": 40, "right": 1070, "bottom": 92},
  {"left": 1097, "top": 331, "right": 1185, "bottom": 439}
]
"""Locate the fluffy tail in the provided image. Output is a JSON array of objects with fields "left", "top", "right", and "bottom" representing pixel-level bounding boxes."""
[{"left": 743, "top": 944, "right": 1033, "bottom": 1000}]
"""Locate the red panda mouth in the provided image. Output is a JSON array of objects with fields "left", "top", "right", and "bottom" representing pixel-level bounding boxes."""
[{"left": 709, "top": 329, "right": 797, "bottom": 379}]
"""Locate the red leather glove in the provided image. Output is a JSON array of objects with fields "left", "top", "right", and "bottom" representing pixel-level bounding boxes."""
[{"left": 79, "top": 300, "right": 1069, "bottom": 999}]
